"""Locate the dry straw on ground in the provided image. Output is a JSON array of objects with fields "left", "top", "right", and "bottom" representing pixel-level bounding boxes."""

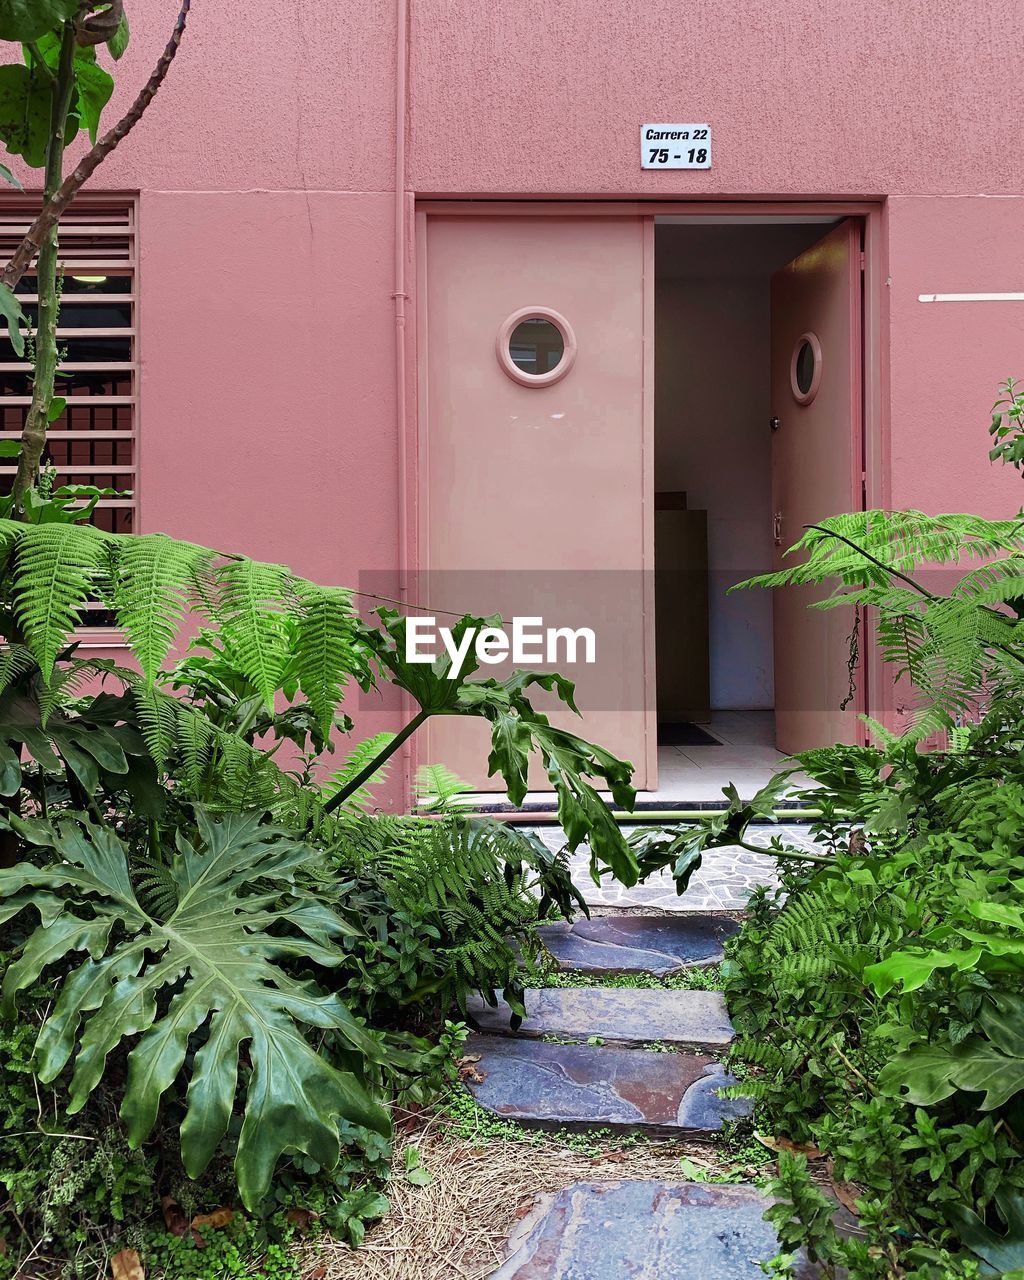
[{"left": 309, "top": 1117, "right": 756, "bottom": 1280}]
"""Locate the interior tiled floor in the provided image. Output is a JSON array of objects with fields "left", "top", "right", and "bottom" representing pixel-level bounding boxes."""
[
  {"left": 527, "top": 822, "right": 825, "bottom": 912},
  {"left": 652, "top": 710, "right": 799, "bottom": 803}
]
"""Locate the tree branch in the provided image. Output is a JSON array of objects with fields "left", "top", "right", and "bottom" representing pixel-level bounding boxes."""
[{"left": 0, "top": 0, "right": 192, "bottom": 294}]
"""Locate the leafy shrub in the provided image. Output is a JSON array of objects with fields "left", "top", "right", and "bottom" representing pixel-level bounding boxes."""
[
  {"left": 0, "top": 974, "right": 156, "bottom": 1279},
  {"left": 1, "top": 809, "right": 390, "bottom": 1209},
  {"left": 717, "top": 723, "right": 1024, "bottom": 1277}
]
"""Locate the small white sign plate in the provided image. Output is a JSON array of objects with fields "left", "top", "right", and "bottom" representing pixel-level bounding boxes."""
[{"left": 641, "top": 123, "right": 712, "bottom": 169}]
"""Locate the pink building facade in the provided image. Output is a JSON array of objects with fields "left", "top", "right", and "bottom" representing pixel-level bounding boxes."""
[{"left": 22, "top": 0, "right": 1024, "bottom": 807}]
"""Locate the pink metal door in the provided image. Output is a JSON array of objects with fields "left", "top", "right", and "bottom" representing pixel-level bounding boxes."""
[
  {"left": 420, "top": 215, "right": 655, "bottom": 791},
  {"left": 770, "top": 220, "right": 863, "bottom": 753}
]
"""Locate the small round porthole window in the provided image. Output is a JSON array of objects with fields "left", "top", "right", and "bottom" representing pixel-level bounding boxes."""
[
  {"left": 790, "top": 332, "right": 822, "bottom": 405},
  {"left": 496, "top": 307, "right": 577, "bottom": 387}
]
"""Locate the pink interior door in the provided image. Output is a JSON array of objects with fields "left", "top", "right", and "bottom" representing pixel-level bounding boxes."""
[
  {"left": 420, "top": 215, "right": 655, "bottom": 791},
  {"left": 770, "top": 220, "right": 864, "bottom": 753}
]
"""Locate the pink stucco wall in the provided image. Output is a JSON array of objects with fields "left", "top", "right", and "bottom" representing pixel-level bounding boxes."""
[{"left": 8, "top": 0, "right": 1024, "bottom": 798}]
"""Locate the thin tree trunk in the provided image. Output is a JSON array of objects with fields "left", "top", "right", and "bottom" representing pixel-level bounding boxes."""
[{"left": 11, "top": 25, "right": 77, "bottom": 507}]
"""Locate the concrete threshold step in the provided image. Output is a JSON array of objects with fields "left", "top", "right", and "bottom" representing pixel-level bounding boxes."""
[
  {"left": 467, "top": 987, "right": 735, "bottom": 1050},
  {"left": 491, "top": 1179, "right": 820, "bottom": 1279},
  {"left": 465, "top": 1033, "right": 750, "bottom": 1135},
  {"left": 535, "top": 913, "right": 739, "bottom": 975}
]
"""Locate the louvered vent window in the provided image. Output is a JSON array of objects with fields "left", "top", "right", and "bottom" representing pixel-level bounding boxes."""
[{"left": 0, "top": 199, "right": 137, "bottom": 534}]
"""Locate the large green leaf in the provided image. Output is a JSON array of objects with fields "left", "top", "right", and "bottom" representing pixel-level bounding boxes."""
[
  {"left": 947, "top": 1192, "right": 1024, "bottom": 1274},
  {"left": 112, "top": 534, "right": 211, "bottom": 686},
  {"left": 0, "top": 62, "right": 52, "bottom": 167},
  {"left": 366, "top": 608, "right": 639, "bottom": 883},
  {"left": 0, "top": 810, "right": 390, "bottom": 1208},
  {"left": 879, "top": 1029, "right": 1024, "bottom": 1112},
  {"left": 106, "top": 9, "right": 128, "bottom": 58},
  {"left": 9, "top": 520, "right": 110, "bottom": 680},
  {"left": 0, "top": 282, "right": 25, "bottom": 355},
  {"left": 0, "top": 0, "right": 77, "bottom": 41},
  {"left": 71, "top": 50, "right": 113, "bottom": 142}
]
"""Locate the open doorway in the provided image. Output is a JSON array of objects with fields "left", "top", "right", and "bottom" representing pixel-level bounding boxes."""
[{"left": 652, "top": 215, "right": 859, "bottom": 800}]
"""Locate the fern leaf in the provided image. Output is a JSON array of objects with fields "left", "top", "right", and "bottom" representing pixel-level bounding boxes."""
[
  {"left": 292, "top": 580, "right": 364, "bottom": 737},
  {"left": 416, "top": 762, "right": 472, "bottom": 812},
  {"left": 214, "top": 558, "right": 289, "bottom": 711},
  {"left": 176, "top": 710, "right": 214, "bottom": 793},
  {"left": 325, "top": 732, "right": 396, "bottom": 812},
  {"left": 113, "top": 534, "right": 211, "bottom": 684},
  {"left": 0, "top": 643, "right": 35, "bottom": 697},
  {"left": 130, "top": 684, "right": 179, "bottom": 771},
  {"left": 12, "top": 524, "right": 110, "bottom": 681}
]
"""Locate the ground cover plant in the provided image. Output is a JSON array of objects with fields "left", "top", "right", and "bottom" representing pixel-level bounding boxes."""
[{"left": 632, "top": 400, "right": 1024, "bottom": 1278}]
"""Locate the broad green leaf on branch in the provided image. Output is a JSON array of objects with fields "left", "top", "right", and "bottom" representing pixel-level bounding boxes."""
[
  {"left": 0, "top": 0, "right": 78, "bottom": 40},
  {"left": 879, "top": 1031, "right": 1024, "bottom": 1112},
  {"left": 70, "top": 45, "right": 113, "bottom": 141},
  {"left": 0, "top": 62, "right": 64, "bottom": 168},
  {"left": 864, "top": 946, "right": 983, "bottom": 996},
  {"left": 0, "top": 281, "right": 25, "bottom": 355},
  {"left": 0, "top": 810, "right": 391, "bottom": 1209},
  {"left": 106, "top": 9, "right": 128, "bottom": 58}
]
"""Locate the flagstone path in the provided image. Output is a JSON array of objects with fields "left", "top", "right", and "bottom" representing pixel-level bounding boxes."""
[
  {"left": 525, "top": 822, "right": 825, "bottom": 910},
  {"left": 466, "top": 899, "right": 821, "bottom": 1277}
]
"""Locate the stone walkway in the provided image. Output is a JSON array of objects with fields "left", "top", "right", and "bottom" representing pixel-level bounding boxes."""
[
  {"left": 525, "top": 823, "right": 824, "bottom": 910},
  {"left": 465, "top": 913, "right": 818, "bottom": 1277}
]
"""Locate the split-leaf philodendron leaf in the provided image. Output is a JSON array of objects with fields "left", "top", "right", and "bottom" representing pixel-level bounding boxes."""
[
  {"left": 367, "top": 608, "right": 640, "bottom": 885},
  {"left": 0, "top": 809, "right": 391, "bottom": 1209}
]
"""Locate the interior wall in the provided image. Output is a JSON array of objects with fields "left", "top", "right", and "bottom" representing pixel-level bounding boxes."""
[
  {"left": 655, "top": 273, "right": 774, "bottom": 710},
  {"left": 654, "top": 222, "right": 834, "bottom": 713}
]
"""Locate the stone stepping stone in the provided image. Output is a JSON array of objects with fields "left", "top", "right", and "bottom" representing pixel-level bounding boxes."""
[
  {"left": 491, "top": 1179, "right": 819, "bottom": 1279},
  {"left": 536, "top": 913, "right": 739, "bottom": 975},
  {"left": 467, "top": 987, "right": 735, "bottom": 1049},
  {"left": 464, "top": 1033, "right": 750, "bottom": 1133}
]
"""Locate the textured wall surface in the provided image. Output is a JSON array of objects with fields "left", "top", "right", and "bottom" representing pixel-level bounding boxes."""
[{"left": 407, "top": 0, "right": 1020, "bottom": 197}]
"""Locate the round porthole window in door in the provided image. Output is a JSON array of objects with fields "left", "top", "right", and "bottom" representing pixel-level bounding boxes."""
[
  {"left": 497, "top": 307, "right": 577, "bottom": 387},
  {"left": 790, "top": 331, "right": 822, "bottom": 405}
]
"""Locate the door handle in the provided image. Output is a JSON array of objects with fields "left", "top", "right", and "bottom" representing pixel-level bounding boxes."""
[{"left": 773, "top": 511, "right": 783, "bottom": 545}]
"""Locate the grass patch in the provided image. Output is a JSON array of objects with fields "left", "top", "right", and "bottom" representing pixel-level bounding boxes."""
[{"left": 527, "top": 964, "right": 723, "bottom": 991}]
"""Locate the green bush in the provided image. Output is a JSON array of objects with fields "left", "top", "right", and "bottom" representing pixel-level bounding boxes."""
[{"left": 713, "top": 717, "right": 1024, "bottom": 1277}]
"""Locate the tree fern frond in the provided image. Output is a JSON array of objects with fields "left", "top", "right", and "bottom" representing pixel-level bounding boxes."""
[
  {"left": 214, "top": 558, "right": 290, "bottom": 711},
  {"left": 0, "top": 642, "right": 35, "bottom": 697},
  {"left": 176, "top": 709, "right": 214, "bottom": 793},
  {"left": 129, "top": 684, "right": 179, "bottom": 770},
  {"left": 292, "top": 580, "right": 365, "bottom": 738},
  {"left": 325, "top": 732, "right": 396, "bottom": 812},
  {"left": 113, "top": 534, "right": 212, "bottom": 685},
  {"left": 416, "top": 762, "right": 472, "bottom": 812},
  {"left": 12, "top": 523, "right": 110, "bottom": 681},
  {"left": 37, "top": 660, "right": 102, "bottom": 726}
]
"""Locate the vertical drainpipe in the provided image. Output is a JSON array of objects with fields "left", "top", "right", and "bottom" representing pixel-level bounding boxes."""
[{"left": 393, "top": 0, "right": 412, "bottom": 809}]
